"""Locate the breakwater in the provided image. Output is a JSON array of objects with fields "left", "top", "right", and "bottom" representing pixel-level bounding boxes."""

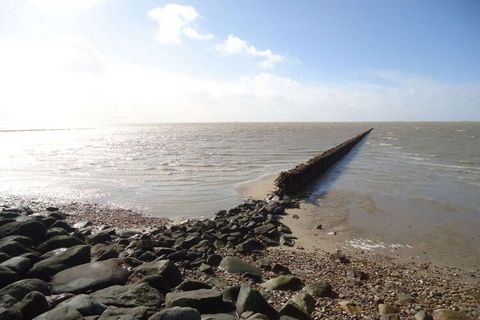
[{"left": 274, "top": 128, "right": 373, "bottom": 196}]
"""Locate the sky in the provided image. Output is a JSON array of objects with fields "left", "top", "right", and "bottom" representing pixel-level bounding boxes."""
[{"left": 0, "top": 0, "right": 479, "bottom": 127}]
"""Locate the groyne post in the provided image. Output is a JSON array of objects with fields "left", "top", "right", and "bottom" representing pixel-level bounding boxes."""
[{"left": 274, "top": 128, "right": 373, "bottom": 197}]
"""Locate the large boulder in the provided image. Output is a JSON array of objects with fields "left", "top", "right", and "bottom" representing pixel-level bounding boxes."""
[
  {"left": 148, "top": 307, "right": 201, "bottom": 320},
  {"left": 91, "top": 283, "right": 163, "bottom": 308},
  {"left": 51, "top": 258, "right": 130, "bottom": 294},
  {"left": 15, "top": 291, "right": 50, "bottom": 320},
  {"left": 133, "top": 260, "right": 182, "bottom": 288},
  {"left": 37, "top": 235, "right": 85, "bottom": 253},
  {"left": 33, "top": 305, "right": 83, "bottom": 320},
  {"left": 59, "top": 294, "right": 107, "bottom": 316},
  {"left": 0, "top": 266, "right": 19, "bottom": 288},
  {"left": 30, "top": 245, "right": 91, "bottom": 280},
  {"left": 0, "top": 220, "right": 46, "bottom": 243},
  {"left": 98, "top": 306, "right": 147, "bottom": 320},
  {"left": 218, "top": 257, "right": 261, "bottom": 276},
  {"left": 0, "top": 256, "right": 32, "bottom": 275},
  {"left": 165, "top": 289, "right": 224, "bottom": 314},
  {"left": 236, "top": 285, "right": 278, "bottom": 320}
]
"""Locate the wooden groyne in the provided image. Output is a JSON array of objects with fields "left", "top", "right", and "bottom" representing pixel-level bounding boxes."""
[{"left": 274, "top": 128, "right": 373, "bottom": 196}]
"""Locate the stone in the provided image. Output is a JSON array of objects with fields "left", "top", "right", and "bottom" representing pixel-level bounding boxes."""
[
  {"left": 378, "top": 304, "right": 399, "bottom": 315},
  {"left": 133, "top": 260, "right": 182, "bottom": 287},
  {"left": 415, "top": 310, "right": 433, "bottom": 320},
  {"left": 236, "top": 285, "right": 278, "bottom": 320},
  {"left": 329, "top": 252, "right": 349, "bottom": 264},
  {"left": 432, "top": 309, "right": 467, "bottom": 320},
  {"left": 165, "top": 289, "right": 223, "bottom": 314},
  {"left": 138, "top": 275, "right": 171, "bottom": 294},
  {"left": 175, "top": 280, "right": 212, "bottom": 292},
  {"left": 291, "top": 292, "right": 315, "bottom": 314},
  {"left": 0, "top": 220, "right": 47, "bottom": 243},
  {"left": 0, "top": 256, "right": 32, "bottom": 275},
  {"left": 0, "top": 241, "right": 33, "bottom": 257},
  {"left": 98, "top": 306, "right": 147, "bottom": 320},
  {"left": 51, "top": 258, "right": 130, "bottom": 294},
  {"left": 338, "top": 301, "right": 362, "bottom": 315},
  {"left": 262, "top": 276, "right": 303, "bottom": 291},
  {"left": 37, "top": 235, "right": 85, "bottom": 253},
  {"left": 272, "top": 264, "right": 290, "bottom": 275},
  {"left": 206, "top": 254, "right": 222, "bottom": 267},
  {"left": 33, "top": 305, "right": 83, "bottom": 320},
  {"left": 222, "top": 286, "right": 240, "bottom": 302},
  {"left": 199, "top": 263, "right": 213, "bottom": 274},
  {"left": 346, "top": 269, "right": 368, "bottom": 281},
  {"left": 59, "top": 294, "right": 107, "bottom": 316},
  {"left": 303, "top": 281, "right": 332, "bottom": 298},
  {"left": 0, "top": 279, "right": 50, "bottom": 301},
  {"left": 91, "top": 283, "right": 163, "bottom": 308},
  {"left": 218, "top": 257, "right": 261, "bottom": 276},
  {"left": 0, "top": 307, "right": 22, "bottom": 320},
  {"left": 381, "top": 315, "right": 400, "bottom": 320},
  {"left": 148, "top": 307, "right": 201, "bottom": 320},
  {"left": 0, "top": 266, "right": 19, "bottom": 288},
  {"left": 201, "top": 314, "right": 237, "bottom": 320},
  {"left": 236, "top": 239, "right": 266, "bottom": 254},
  {"left": 16, "top": 291, "right": 50, "bottom": 320},
  {"left": 30, "top": 245, "right": 91, "bottom": 280},
  {"left": 92, "top": 246, "right": 119, "bottom": 262},
  {"left": 279, "top": 301, "right": 311, "bottom": 320}
]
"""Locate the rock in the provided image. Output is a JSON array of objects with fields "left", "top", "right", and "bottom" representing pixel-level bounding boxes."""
[
  {"left": 236, "top": 285, "right": 278, "bottom": 320},
  {"left": 137, "top": 275, "right": 171, "bottom": 294},
  {"left": 15, "top": 291, "right": 49, "bottom": 320},
  {"left": 381, "top": 315, "right": 400, "bottom": 320},
  {"left": 432, "top": 309, "right": 467, "bottom": 320},
  {"left": 218, "top": 257, "right": 261, "bottom": 277},
  {"left": 415, "top": 310, "right": 433, "bottom": 320},
  {"left": 91, "top": 283, "right": 163, "bottom": 308},
  {"left": 59, "top": 294, "right": 107, "bottom": 316},
  {"left": 51, "top": 258, "right": 130, "bottom": 294},
  {"left": 279, "top": 301, "right": 311, "bottom": 320},
  {"left": 222, "top": 286, "right": 240, "bottom": 303},
  {"left": 236, "top": 239, "right": 266, "bottom": 254},
  {"left": 338, "top": 301, "right": 361, "bottom": 315},
  {"left": 97, "top": 306, "right": 147, "bottom": 320},
  {"left": 262, "top": 276, "right": 303, "bottom": 291},
  {"left": 0, "top": 256, "right": 32, "bottom": 275},
  {"left": 175, "top": 280, "right": 212, "bottom": 292},
  {"left": 206, "top": 254, "right": 222, "bottom": 267},
  {"left": 0, "top": 220, "right": 47, "bottom": 243},
  {"left": 201, "top": 314, "right": 237, "bottom": 320},
  {"left": 346, "top": 269, "right": 368, "bottom": 281},
  {"left": 0, "top": 279, "right": 50, "bottom": 301},
  {"left": 30, "top": 245, "right": 91, "bottom": 280},
  {"left": 0, "top": 307, "right": 22, "bottom": 320},
  {"left": 148, "top": 306, "right": 201, "bottom": 320},
  {"left": 329, "top": 252, "right": 349, "bottom": 264},
  {"left": 33, "top": 305, "right": 83, "bottom": 320},
  {"left": 303, "top": 281, "right": 332, "bottom": 297},
  {"left": 133, "top": 260, "right": 182, "bottom": 287},
  {"left": 199, "top": 263, "right": 213, "bottom": 274},
  {"left": 37, "top": 235, "right": 85, "bottom": 253},
  {"left": 165, "top": 289, "right": 223, "bottom": 314},
  {"left": 0, "top": 241, "right": 34, "bottom": 257},
  {"left": 291, "top": 292, "right": 315, "bottom": 314},
  {"left": 378, "top": 304, "right": 399, "bottom": 315},
  {"left": 0, "top": 266, "right": 20, "bottom": 288},
  {"left": 272, "top": 264, "right": 290, "bottom": 275}
]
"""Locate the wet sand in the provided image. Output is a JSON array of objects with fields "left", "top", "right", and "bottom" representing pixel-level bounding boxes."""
[{"left": 238, "top": 173, "right": 480, "bottom": 271}]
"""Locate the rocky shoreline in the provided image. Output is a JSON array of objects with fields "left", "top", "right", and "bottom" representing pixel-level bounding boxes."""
[{"left": 0, "top": 196, "right": 478, "bottom": 320}]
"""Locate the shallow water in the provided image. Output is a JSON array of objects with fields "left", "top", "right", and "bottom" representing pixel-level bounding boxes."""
[{"left": 0, "top": 123, "right": 479, "bottom": 221}]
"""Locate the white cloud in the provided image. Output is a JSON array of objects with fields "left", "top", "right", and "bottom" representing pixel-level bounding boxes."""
[
  {"left": 28, "top": 0, "right": 107, "bottom": 14},
  {"left": 0, "top": 36, "right": 478, "bottom": 129},
  {"left": 215, "top": 34, "right": 285, "bottom": 69},
  {"left": 148, "top": 4, "right": 213, "bottom": 44}
]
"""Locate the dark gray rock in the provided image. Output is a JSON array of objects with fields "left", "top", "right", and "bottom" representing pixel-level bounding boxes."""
[
  {"left": 37, "top": 235, "right": 85, "bottom": 253},
  {"left": 97, "top": 306, "right": 147, "bottom": 320},
  {"left": 0, "top": 241, "right": 34, "bottom": 256},
  {"left": 222, "top": 286, "right": 240, "bottom": 303},
  {"left": 59, "top": 294, "right": 106, "bottom": 316},
  {"left": 236, "top": 285, "right": 278, "bottom": 320},
  {"left": 15, "top": 291, "right": 49, "bottom": 320},
  {"left": 218, "top": 257, "right": 261, "bottom": 276},
  {"left": 235, "top": 239, "right": 265, "bottom": 254},
  {"left": 175, "top": 280, "right": 212, "bottom": 292},
  {"left": 272, "top": 264, "right": 290, "bottom": 275},
  {"left": 279, "top": 301, "right": 311, "bottom": 320},
  {"left": 133, "top": 260, "right": 182, "bottom": 287},
  {"left": 262, "top": 276, "right": 303, "bottom": 291},
  {"left": 165, "top": 289, "right": 223, "bottom": 314},
  {"left": 206, "top": 254, "right": 222, "bottom": 267},
  {"left": 0, "top": 307, "right": 22, "bottom": 320},
  {"left": 0, "top": 266, "right": 20, "bottom": 288},
  {"left": 0, "top": 279, "right": 50, "bottom": 301},
  {"left": 30, "top": 245, "right": 91, "bottom": 280},
  {"left": 51, "top": 258, "right": 130, "bottom": 294},
  {"left": 0, "top": 220, "right": 46, "bottom": 243},
  {"left": 148, "top": 307, "right": 201, "bottom": 320},
  {"left": 91, "top": 283, "right": 163, "bottom": 308},
  {"left": 201, "top": 314, "right": 237, "bottom": 320},
  {"left": 291, "top": 292, "right": 315, "bottom": 314},
  {"left": 137, "top": 275, "right": 171, "bottom": 294},
  {"left": 33, "top": 305, "right": 83, "bottom": 320}
]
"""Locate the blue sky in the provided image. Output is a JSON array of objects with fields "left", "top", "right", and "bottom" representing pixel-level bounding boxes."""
[{"left": 0, "top": 0, "right": 479, "bottom": 127}]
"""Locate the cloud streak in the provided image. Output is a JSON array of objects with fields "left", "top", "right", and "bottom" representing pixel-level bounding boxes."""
[
  {"left": 215, "top": 34, "right": 285, "bottom": 69},
  {"left": 148, "top": 4, "right": 213, "bottom": 44}
]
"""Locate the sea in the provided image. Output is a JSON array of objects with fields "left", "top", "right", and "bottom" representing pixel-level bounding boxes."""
[{"left": 1, "top": 123, "right": 479, "bottom": 266}]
